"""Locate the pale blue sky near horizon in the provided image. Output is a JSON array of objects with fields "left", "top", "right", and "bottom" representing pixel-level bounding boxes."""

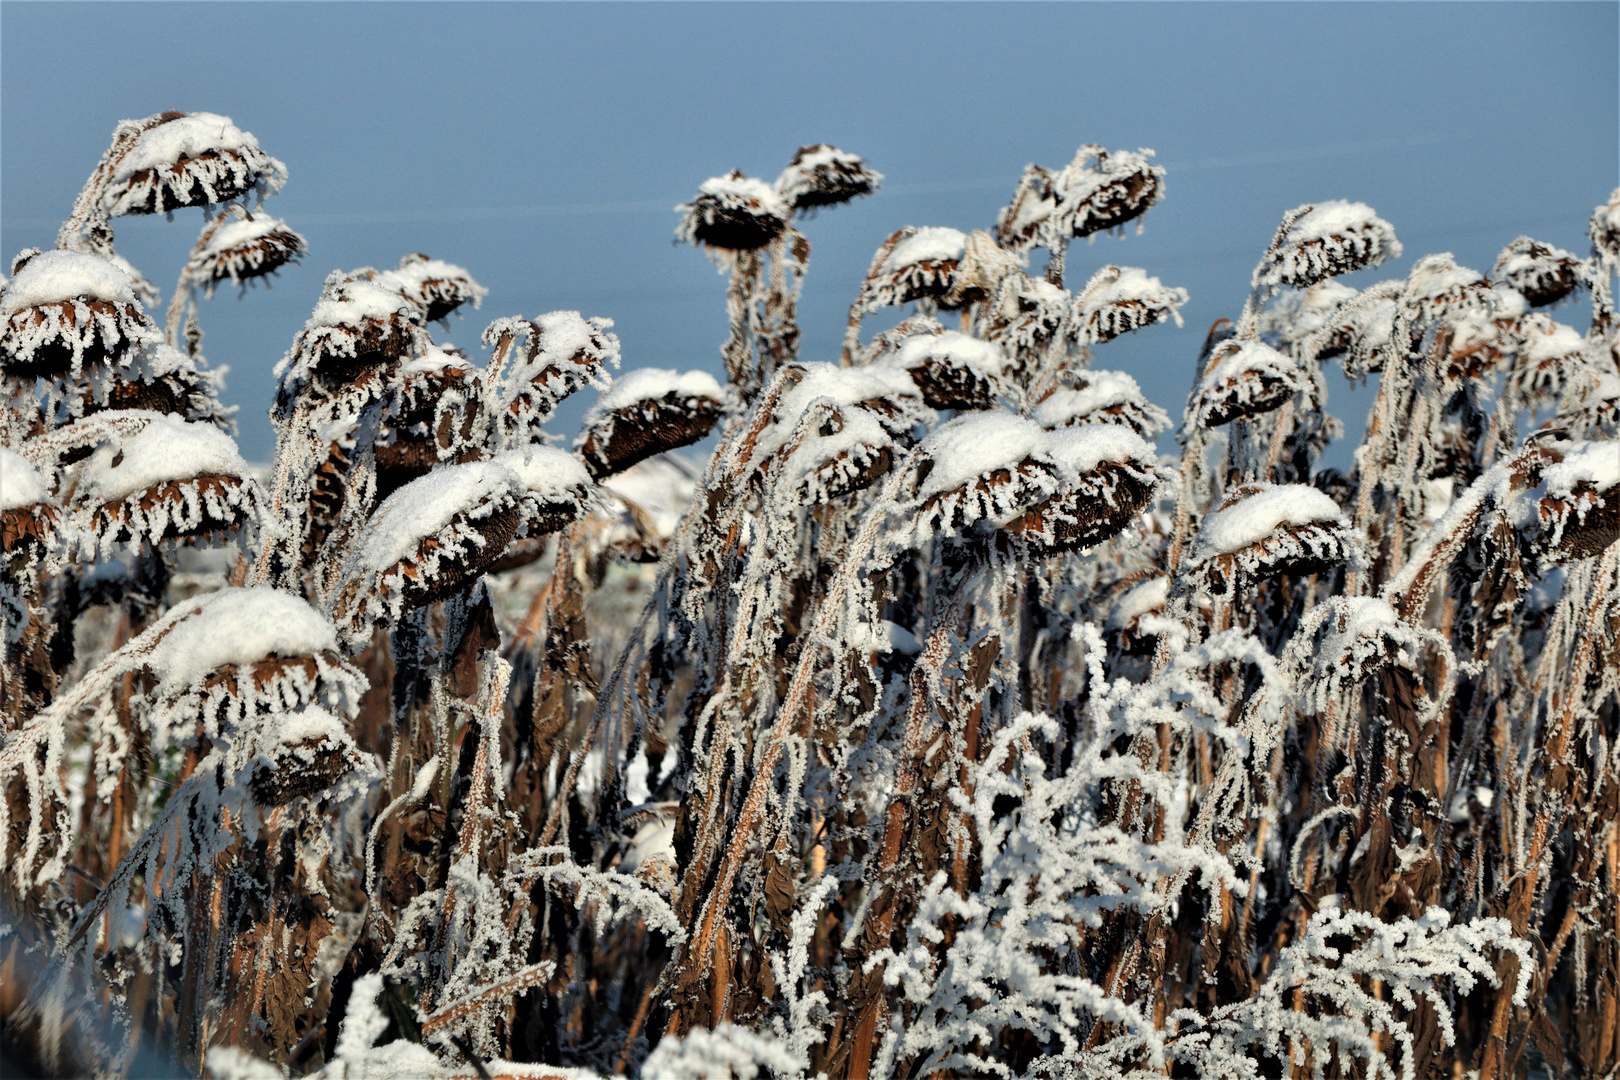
[{"left": 3, "top": 2, "right": 1616, "bottom": 464}]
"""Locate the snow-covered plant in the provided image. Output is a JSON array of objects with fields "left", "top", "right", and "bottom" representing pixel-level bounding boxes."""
[{"left": 3, "top": 116, "right": 1615, "bottom": 1080}]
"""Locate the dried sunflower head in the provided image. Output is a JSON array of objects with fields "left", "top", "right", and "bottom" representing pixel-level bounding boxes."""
[
  {"left": 1071, "top": 265, "right": 1188, "bottom": 345},
  {"left": 378, "top": 253, "right": 488, "bottom": 324},
  {"left": 334, "top": 460, "right": 527, "bottom": 644},
  {"left": 676, "top": 171, "right": 791, "bottom": 252},
  {"left": 1048, "top": 146, "right": 1165, "bottom": 240},
  {"left": 774, "top": 145, "right": 882, "bottom": 213},
  {"left": 860, "top": 226, "right": 971, "bottom": 313},
  {"left": 97, "top": 111, "right": 287, "bottom": 218},
  {"left": 578, "top": 368, "right": 725, "bottom": 480},
  {"left": 274, "top": 272, "right": 423, "bottom": 420},
  {"left": 1590, "top": 187, "right": 1620, "bottom": 263},
  {"left": 1193, "top": 338, "right": 1307, "bottom": 426},
  {"left": 375, "top": 347, "right": 485, "bottom": 499},
  {"left": 186, "top": 213, "right": 306, "bottom": 296},
  {"left": 1006, "top": 424, "right": 1160, "bottom": 554},
  {"left": 1256, "top": 202, "right": 1401, "bottom": 291},
  {"left": 1034, "top": 369, "right": 1170, "bottom": 440},
  {"left": 1495, "top": 237, "right": 1582, "bottom": 309},
  {"left": 485, "top": 311, "right": 619, "bottom": 447},
  {"left": 873, "top": 328, "right": 1012, "bottom": 412},
  {"left": 1513, "top": 440, "right": 1620, "bottom": 565},
  {"left": 1185, "top": 482, "right": 1362, "bottom": 593},
  {"left": 1, "top": 250, "right": 158, "bottom": 380},
  {"left": 72, "top": 411, "right": 263, "bottom": 560}
]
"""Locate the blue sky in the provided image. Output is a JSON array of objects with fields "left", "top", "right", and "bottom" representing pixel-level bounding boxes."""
[{"left": 3, "top": 2, "right": 1616, "bottom": 463}]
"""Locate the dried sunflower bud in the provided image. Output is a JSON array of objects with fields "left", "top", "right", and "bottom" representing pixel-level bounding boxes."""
[
  {"left": 379, "top": 253, "right": 488, "bottom": 323},
  {"left": 73, "top": 411, "right": 263, "bottom": 560},
  {"left": 1071, "top": 265, "right": 1187, "bottom": 345},
  {"left": 1257, "top": 201, "right": 1401, "bottom": 291},
  {"left": 99, "top": 112, "right": 287, "bottom": 218},
  {"left": 578, "top": 368, "right": 725, "bottom": 480},
  {"left": 186, "top": 213, "right": 306, "bottom": 295},
  {"left": 1186, "top": 483, "right": 1362, "bottom": 593},
  {"left": 875, "top": 329, "right": 1012, "bottom": 412},
  {"left": 1, "top": 250, "right": 157, "bottom": 379},
  {"left": 335, "top": 461, "right": 526, "bottom": 643},
  {"left": 1545, "top": 371, "right": 1620, "bottom": 439},
  {"left": 495, "top": 446, "right": 594, "bottom": 539},
  {"left": 1034, "top": 369, "right": 1170, "bottom": 440},
  {"left": 1193, "top": 338, "right": 1307, "bottom": 425},
  {"left": 774, "top": 145, "right": 882, "bottom": 213},
  {"left": 1495, "top": 237, "right": 1582, "bottom": 308},
  {"left": 676, "top": 171, "right": 791, "bottom": 251}
]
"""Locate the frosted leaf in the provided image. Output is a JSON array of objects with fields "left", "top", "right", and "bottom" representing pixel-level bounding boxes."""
[
  {"left": 484, "top": 310, "right": 619, "bottom": 445},
  {"left": 377, "top": 253, "right": 488, "bottom": 323},
  {"left": 1193, "top": 338, "right": 1307, "bottom": 425},
  {"left": 641, "top": 1023, "right": 802, "bottom": 1080},
  {"left": 1071, "top": 264, "right": 1188, "bottom": 344},
  {"left": 1494, "top": 237, "right": 1582, "bottom": 308},
  {"left": 187, "top": 213, "right": 306, "bottom": 295},
  {"left": 873, "top": 328, "right": 1012, "bottom": 411},
  {"left": 1035, "top": 369, "right": 1171, "bottom": 438},
  {"left": 1, "top": 250, "right": 157, "bottom": 378},
  {"left": 100, "top": 112, "right": 286, "bottom": 217},
  {"left": 675, "top": 171, "right": 791, "bottom": 251},
  {"left": 774, "top": 144, "right": 882, "bottom": 212},
  {"left": 1257, "top": 201, "right": 1402, "bottom": 290},
  {"left": 578, "top": 368, "right": 725, "bottom": 480}
]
